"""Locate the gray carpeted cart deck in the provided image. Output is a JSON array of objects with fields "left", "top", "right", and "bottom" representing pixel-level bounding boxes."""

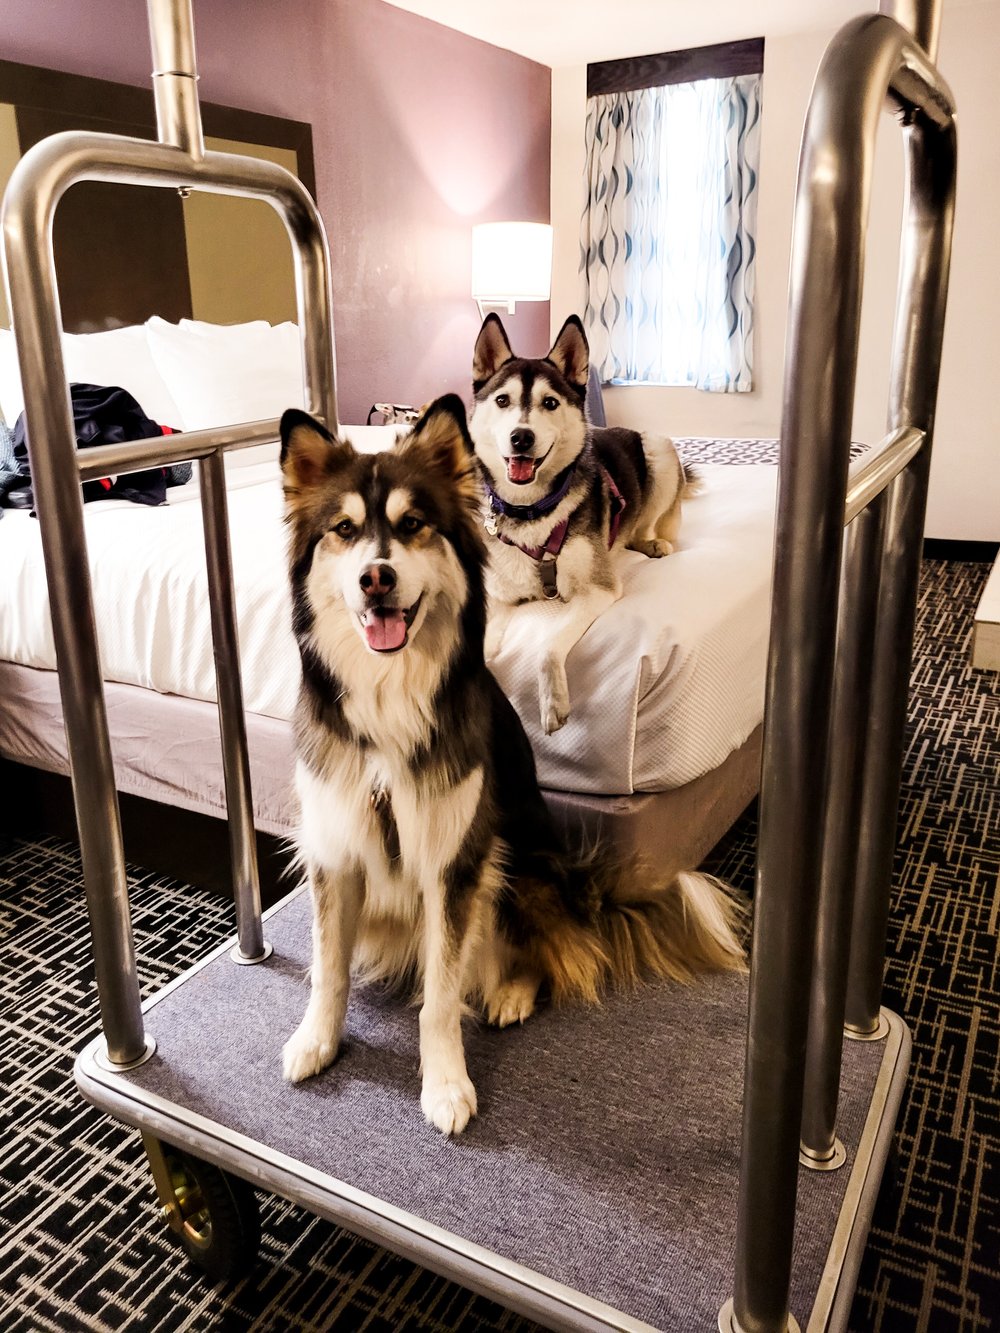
[{"left": 75, "top": 887, "right": 910, "bottom": 1332}]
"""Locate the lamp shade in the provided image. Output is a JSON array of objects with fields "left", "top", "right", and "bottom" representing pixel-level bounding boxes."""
[{"left": 471, "top": 222, "right": 552, "bottom": 302}]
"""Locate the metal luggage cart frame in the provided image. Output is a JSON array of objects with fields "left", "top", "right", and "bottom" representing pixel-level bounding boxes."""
[{"left": 2, "top": 1, "right": 955, "bottom": 1329}]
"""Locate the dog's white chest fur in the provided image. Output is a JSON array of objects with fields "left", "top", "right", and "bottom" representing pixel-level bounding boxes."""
[
  {"left": 487, "top": 540, "right": 545, "bottom": 602},
  {"left": 296, "top": 754, "right": 484, "bottom": 923}
]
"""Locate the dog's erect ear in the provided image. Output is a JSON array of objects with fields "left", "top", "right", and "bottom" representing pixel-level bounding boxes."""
[
  {"left": 398, "top": 394, "right": 478, "bottom": 505},
  {"left": 472, "top": 314, "right": 514, "bottom": 392},
  {"left": 279, "top": 408, "right": 354, "bottom": 492},
  {"left": 546, "top": 315, "right": 590, "bottom": 395}
]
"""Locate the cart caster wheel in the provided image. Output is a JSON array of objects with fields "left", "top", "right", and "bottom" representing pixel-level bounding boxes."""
[{"left": 157, "top": 1145, "right": 260, "bottom": 1282}]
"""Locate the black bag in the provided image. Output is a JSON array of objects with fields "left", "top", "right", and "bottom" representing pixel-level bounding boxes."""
[{"left": 3, "top": 382, "right": 191, "bottom": 509}]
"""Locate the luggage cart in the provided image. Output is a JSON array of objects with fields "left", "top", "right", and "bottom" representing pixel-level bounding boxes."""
[{"left": 1, "top": 1, "right": 955, "bottom": 1328}]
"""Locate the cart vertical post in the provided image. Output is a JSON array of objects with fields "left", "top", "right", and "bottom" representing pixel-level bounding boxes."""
[
  {"left": 147, "top": 0, "right": 205, "bottom": 159},
  {"left": 799, "top": 496, "right": 886, "bottom": 1168},
  {"left": 0, "top": 0, "right": 338, "bottom": 1065},
  {"left": 728, "top": 32, "right": 865, "bottom": 1324},
  {"left": 725, "top": 2, "right": 955, "bottom": 1328},
  {"left": 845, "top": 104, "right": 956, "bottom": 1038},
  {"left": 199, "top": 449, "right": 269, "bottom": 963},
  {"left": 2, "top": 154, "right": 150, "bottom": 1067}
]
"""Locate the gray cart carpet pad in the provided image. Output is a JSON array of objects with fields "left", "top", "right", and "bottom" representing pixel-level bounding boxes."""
[{"left": 121, "top": 891, "right": 883, "bottom": 1330}]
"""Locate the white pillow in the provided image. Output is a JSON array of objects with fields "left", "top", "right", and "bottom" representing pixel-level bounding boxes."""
[
  {"left": 64, "top": 326, "right": 184, "bottom": 426},
  {"left": 219, "top": 422, "right": 407, "bottom": 473},
  {"left": 146, "top": 316, "right": 305, "bottom": 436},
  {"left": 0, "top": 324, "right": 183, "bottom": 428},
  {"left": 341, "top": 423, "right": 410, "bottom": 454},
  {"left": 178, "top": 318, "right": 271, "bottom": 338}
]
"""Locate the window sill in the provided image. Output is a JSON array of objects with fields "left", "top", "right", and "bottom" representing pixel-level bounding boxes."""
[
  {"left": 606, "top": 379, "right": 753, "bottom": 393},
  {"left": 607, "top": 379, "right": 691, "bottom": 388}
]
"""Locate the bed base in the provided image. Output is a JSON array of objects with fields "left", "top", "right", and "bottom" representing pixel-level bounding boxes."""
[
  {"left": 0, "top": 759, "right": 295, "bottom": 905},
  {"left": 0, "top": 658, "right": 763, "bottom": 879},
  {"left": 3, "top": 0, "right": 955, "bottom": 1329}
]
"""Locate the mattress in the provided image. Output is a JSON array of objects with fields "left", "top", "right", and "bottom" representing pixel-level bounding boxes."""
[{"left": 0, "top": 437, "right": 777, "bottom": 795}]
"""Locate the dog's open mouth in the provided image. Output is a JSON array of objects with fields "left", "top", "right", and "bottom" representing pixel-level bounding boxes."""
[
  {"left": 505, "top": 456, "right": 540, "bottom": 485},
  {"left": 360, "top": 596, "right": 422, "bottom": 653}
]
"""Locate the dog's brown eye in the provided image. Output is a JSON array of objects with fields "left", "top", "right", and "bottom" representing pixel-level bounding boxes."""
[
  {"left": 542, "top": 396, "right": 560, "bottom": 411},
  {"left": 495, "top": 393, "right": 510, "bottom": 409},
  {"left": 333, "top": 518, "right": 355, "bottom": 539},
  {"left": 399, "top": 514, "right": 425, "bottom": 536}
]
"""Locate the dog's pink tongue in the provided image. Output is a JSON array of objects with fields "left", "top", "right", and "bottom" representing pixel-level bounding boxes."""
[
  {"left": 507, "top": 457, "right": 536, "bottom": 484},
  {"left": 365, "top": 611, "right": 407, "bottom": 652}
]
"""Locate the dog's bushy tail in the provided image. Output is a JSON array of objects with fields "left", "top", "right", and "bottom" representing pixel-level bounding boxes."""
[
  {"left": 522, "top": 851, "right": 747, "bottom": 1005},
  {"left": 681, "top": 462, "right": 703, "bottom": 499}
]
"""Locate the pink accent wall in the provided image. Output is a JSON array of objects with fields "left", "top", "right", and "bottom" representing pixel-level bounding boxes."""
[{"left": 1, "top": 0, "right": 551, "bottom": 422}]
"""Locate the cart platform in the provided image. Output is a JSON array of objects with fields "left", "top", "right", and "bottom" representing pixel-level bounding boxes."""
[{"left": 76, "top": 888, "right": 910, "bottom": 1332}]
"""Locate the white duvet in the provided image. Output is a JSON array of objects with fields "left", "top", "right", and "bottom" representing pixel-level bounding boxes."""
[{"left": 0, "top": 446, "right": 777, "bottom": 795}]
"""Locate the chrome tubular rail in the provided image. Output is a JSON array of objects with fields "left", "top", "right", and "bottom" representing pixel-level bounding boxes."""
[
  {"left": 1, "top": 0, "right": 337, "bottom": 1066},
  {"left": 147, "top": 0, "right": 204, "bottom": 159},
  {"left": 76, "top": 418, "right": 283, "bottom": 483},
  {"left": 844, "top": 425, "right": 925, "bottom": 524},
  {"left": 727, "top": 2, "right": 956, "bottom": 1330}
]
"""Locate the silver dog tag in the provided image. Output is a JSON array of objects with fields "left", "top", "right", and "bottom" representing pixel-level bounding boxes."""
[{"left": 484, "top": 512, "right": 498, "bottom": 536}]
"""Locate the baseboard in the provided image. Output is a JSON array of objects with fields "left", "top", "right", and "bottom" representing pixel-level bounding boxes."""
[{"left": 923, "top": 538, "right": 1000, "bottom": 563}]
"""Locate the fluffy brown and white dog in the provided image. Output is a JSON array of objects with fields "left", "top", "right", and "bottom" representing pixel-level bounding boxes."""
[
  {"left": 470, "top": 314, "right": 697, "bottom": 734},
  {"left": 279, "top": 396, "right": 745, "bottom": 1136}
]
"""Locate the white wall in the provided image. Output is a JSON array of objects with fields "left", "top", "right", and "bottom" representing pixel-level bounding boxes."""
[
  {"left": 925, "top": 1, "right": 999, "bottom": 541},
  {"left": 551, "top": 1, "right": 999, "bottom": 540}
]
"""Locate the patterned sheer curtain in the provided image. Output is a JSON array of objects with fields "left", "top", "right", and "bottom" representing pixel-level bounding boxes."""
[{"left": 580, "top": 74, "right": 763, "bottom": 391}]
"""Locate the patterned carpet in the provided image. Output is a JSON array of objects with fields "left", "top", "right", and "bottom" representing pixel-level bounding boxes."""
[{"left": 1, "top": 557, "right": 997, "bottom": 1332}]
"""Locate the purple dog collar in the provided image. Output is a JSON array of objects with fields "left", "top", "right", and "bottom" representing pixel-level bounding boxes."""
[
  {"left": 484, "top": 458, "right": 627, "bottom": 602},
  {"left": 482, "top": 461, "right": 577, "bottom": 522},
  {"left": 498, "top": 467, "right": 624, "bottom": 561}
]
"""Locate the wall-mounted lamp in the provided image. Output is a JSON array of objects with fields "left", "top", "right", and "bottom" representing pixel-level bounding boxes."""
[{"left": 471, "top": 222, "right": 552, "bottom": 321}]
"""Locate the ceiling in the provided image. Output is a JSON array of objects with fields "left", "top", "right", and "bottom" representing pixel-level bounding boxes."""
[
  {"left": 380, "top": 0, "right": 971, "bottom": 67},
  {"left": 381, "top": 0, "right": 866, "bottom": 67}
]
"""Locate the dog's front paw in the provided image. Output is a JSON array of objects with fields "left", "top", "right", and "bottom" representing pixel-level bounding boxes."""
[
  {"left": 630, "top": 538, "right": 674, "bottom": 558},
  {"left": 282, "top": 1020, "right": 340, "bottom": 1084},
  {"left": 421, "top": 1075, "right": 478, "bottom": 1135},
  {"left": 539, "top": 655, "right": 570, "bottom": 734}
]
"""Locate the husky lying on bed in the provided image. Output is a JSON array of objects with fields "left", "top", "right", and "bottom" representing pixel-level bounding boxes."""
[
  {"left": 278, "top": 397, "right": 744, "bottom": 1135},
  {"left": 470, "top": 314, "right": 697, "bottom": 734}
]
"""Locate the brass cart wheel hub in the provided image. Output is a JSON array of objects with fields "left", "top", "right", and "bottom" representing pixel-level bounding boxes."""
[{"left": 170, "top": 1162, "right": 213, "bottom": 1250}]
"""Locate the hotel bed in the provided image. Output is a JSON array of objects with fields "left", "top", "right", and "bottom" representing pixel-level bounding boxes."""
[{"left": 0, "top": 319, "right": 774, "bottom": 873}]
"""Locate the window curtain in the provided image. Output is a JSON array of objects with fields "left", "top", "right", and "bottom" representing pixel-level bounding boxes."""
[{"left": 580, "top": 74, "right": 763, "bottom": 392}]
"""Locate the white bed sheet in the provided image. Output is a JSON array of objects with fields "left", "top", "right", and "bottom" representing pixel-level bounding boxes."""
[{"left": 0, "top": 446, "right": 776, "bottom": 795}]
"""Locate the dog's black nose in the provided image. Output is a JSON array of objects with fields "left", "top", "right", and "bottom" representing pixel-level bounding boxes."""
[
  {"left": 509, "top": 428, "right": 535, "bottom": 453},
  {"left": 360, "top": 563, "right": 396, "bottom": 596}
]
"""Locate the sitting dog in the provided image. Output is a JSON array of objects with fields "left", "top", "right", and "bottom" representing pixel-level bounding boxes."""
[
  {"left": 279, "top": 396, "right": 745, "bottom": 1136},
  {"left": 469, "top": 314, "right": 697, "bottom": 734}
]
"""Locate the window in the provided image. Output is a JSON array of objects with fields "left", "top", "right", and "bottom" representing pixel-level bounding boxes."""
[{"left": 580, "top": 40, "right": 764, "bottom": 392}]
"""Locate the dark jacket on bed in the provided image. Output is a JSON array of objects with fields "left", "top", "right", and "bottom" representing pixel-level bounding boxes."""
[{"left": 1, "top": 382, "right": 191, "bottom": 508}]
